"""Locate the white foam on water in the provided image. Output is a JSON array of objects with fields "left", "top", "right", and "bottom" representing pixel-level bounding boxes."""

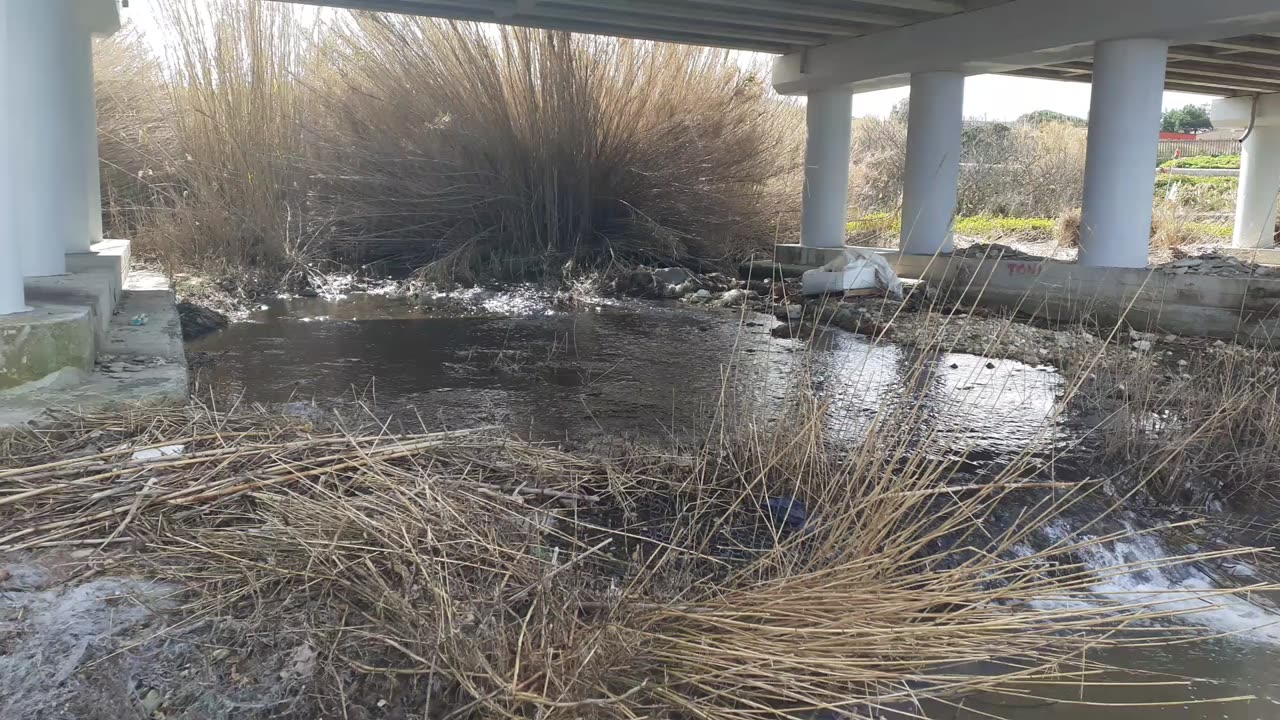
[{"left": 1023, "top": 520, "right": 1280, "bottom": 645}]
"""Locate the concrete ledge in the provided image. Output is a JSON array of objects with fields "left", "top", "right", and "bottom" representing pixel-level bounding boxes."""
[
  {"left": 0, "top": 270, "right": 188, "bottom": 430},
  {"left": 67, "top": 239, "right": 131, "bottom": 294},
  {"left": 776, "top": 243, "right": 1280, "bottom": 343},
  {"left": 773, "top": 243, "right": 849, "bottom": 268},
  {"left": 0, "top": 304, "right": 95, "bottom": 390},
  {"left": 24, "top": 269, "right": 118, "bottom": 347},
  {"left": 884, "top": 248, "right": 1280, "bottom": 343}
]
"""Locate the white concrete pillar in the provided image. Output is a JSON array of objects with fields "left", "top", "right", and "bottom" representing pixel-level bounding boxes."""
[
  {"left": 900, "top": 71, "right": 964, "bottom": 256},
  {"left": 73, "top": 27, "right": 105, "bottom": 249},
  {"left": 3, "top": 0, "right": 96, "bottom": 276},
  {"left": 1232, "top": 127, "right": 1280, "bottom": 248},
  {"left": 1078, "top": 38, "right": 1169, "bottom": 268},
  {"left": 0, "top": 1, "right": 28, "bottom": 312},
  {"left": 800, "top": 88, "right": 853, "bottom": 249}
]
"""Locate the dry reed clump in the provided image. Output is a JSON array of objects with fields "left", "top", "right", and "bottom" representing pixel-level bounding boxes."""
[
  {"left": 314, "top": 18, "right": 803, "bottom": 280},
  {"left": 849, "top": 120, "right": 1087, "bottom": 220},
  {"left": 0, "top": 395, "right": 1263, "bottom": 719},
  {"left": 1076, "top": 346, "right": 1280, "bottom": 508},
  {"left": 93, "top": 1, "right": 804, "bottom": 289},
  {"left": 1055, "top": 208, "right": 1082, "bottom": 247},
  {"left": 94, "top": 28, "right": 174, "bottom": 239}
]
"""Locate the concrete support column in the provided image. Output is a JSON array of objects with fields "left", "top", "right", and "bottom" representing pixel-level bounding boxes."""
[
  {"left": 3, "top": 0, "right": 96, "bottom": 276},
  {"left": 900, "top": 71, "right": 964, "bottom": 256},
  {"left": 0, "top": 1, "right": 28, "bottom": 312},
  {"left": 73, "top": 26, "right": 105, "bottom": 248},
  {"left": 1232, "top": 127, "right": 1280, "bottom": 248},
  {"left": 800, "top": 88, "right": 853, "bottom": 249},
  {"left": 1078, "top": 38, "right": 1169, "bottom": 268}
]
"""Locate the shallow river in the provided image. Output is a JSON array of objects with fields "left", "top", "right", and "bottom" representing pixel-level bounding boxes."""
[{"left": 188, "top": 291, "right": 1280, "bottom": 719}]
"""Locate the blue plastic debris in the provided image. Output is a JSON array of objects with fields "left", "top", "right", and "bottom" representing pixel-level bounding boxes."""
[{"left": 764, "top": 496, "right": 809, "bottom": 531}]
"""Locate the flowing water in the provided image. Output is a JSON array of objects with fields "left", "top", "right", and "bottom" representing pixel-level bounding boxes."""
[{"left": 188, "top": 290, "right": 1280, "bottom": 719}]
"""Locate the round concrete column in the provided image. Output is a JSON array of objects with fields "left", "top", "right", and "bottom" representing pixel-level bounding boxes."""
[
  {"left": 3, "top": 0, "right": 95, "bottom": 275},
  {"left": 900, "top": 71, "right": 964, "bottom": 256},
  {"left": 0, "top": 3, "right": 28, "bottom": 312},
  {"left": 800, "top": 88, "right": 853, "bottom": 249},
  {"left": 1232, "top": 126, "right": 1280, "bottom": 248},
  {"left": 72, "top": 26, "right": 105, "bottom": 249},
  {"left": 1078, "top": 38, "right": 1169, "bottom": 268}
]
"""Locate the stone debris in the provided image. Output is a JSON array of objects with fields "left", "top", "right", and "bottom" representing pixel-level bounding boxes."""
[
  {"left": 951, "top": 243, "right": 1039, "bottom": 260},
  {"left": 95, "top": 355, "right": 170, "bottom": 376},
  {"left": 1154, "top": 252, "right": 1277, "bottom": 278}
]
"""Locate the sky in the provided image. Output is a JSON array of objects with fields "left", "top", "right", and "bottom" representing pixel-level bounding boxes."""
[{"left": 120, "top": 0, "right": 1218, "bottom": 122}]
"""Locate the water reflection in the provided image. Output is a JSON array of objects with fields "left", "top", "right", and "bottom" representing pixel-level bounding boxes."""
[{"left": 189, "top": 294, "right": 1062, "bottom": 454}]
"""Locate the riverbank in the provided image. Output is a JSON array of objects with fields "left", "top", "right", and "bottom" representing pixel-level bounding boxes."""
[{"left": 2, "top": 391, "right": 1272, "bottom": 719}]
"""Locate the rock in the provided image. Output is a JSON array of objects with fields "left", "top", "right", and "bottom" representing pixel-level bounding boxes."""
[
  {"left": 1177, "top": 358, "right": 1188, "bottom": 367},
  {"left": 1212, "top": 339, "right": 1227, "bottom": 349},
  {"left": 985, "top": 361, "right": 996, "bottom": 369},
  {"left": 764, "top": 496, "right": 810, "bottom": 531},
  {"left": 949, "top": 363, "right": 960, "bottom": 370},
  {"left": 1131, "top": 340, "right": 1153, "bottom": 352},
  {"left": 105, "top": 363, "right": 125, "bottom": 373},
  {"left": 652, "top": 267, "right": 695, "bottom": 287},
  {"left": 613, "top": 271, "right": 658, "bottom": 297},
  {"left": 0, "top": 568, "right": 9, "bottom": 585},
  {"left": 1128, "top": 329, "right": 1157, "bottom": 342},
  {"left": 177, "top": 301, "right": 229, "bottom": 341},
  {"left": 785, "top": 304, "right": 802, "bottom": 320},
  {"left": 1172, "top": 258, "right": 1203, "bottom": 268},
  {"left": 771, "top": 323, "right": 814, "bottom": 339},
  {"left": 298, "top": 286, "right": 320, "bottom": 298},
  {"left": 141, "top": 689, "right": 163, "bottom": 715}
]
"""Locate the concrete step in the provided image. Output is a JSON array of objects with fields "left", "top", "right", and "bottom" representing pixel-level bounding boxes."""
[{"left": 0, "top": 270, "right": 188, "bottom": 430}]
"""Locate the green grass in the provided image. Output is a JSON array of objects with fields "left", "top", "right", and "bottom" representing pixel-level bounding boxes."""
[
  {"left": 1154, "top": 175, "right": 1238, "bottom": 190},
  {"left": 848, "top": 213, "right": 1054, "bottom": 238},
  {"left": 1160, "top": 154, "right": 1240, "bottom": 170},
  {"left": 1184, "top": 222, "right": 1233, "bottom": 240},
  {"left": 849, "top": 212, "right": 1232, "bottom": 241}
]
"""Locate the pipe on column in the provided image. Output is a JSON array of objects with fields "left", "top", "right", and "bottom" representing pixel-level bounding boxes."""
[
  {"left": 5, "top": 0, "right": 95, "bottom": 276},
  {"left": 1078, "top": 38, "right": 1169, "bottom": 268},
  {"left": 900, "top": 71, "right": 965, "bottom": 256},
  {"left": 0, "top": 1, "right": 29, "bottom": 312},
  {"left": 1232, "top": 126, "right": 1280, "bottom": 248},
  {"left": 800, "top": 88, "right": 853, "bottom": 249}
]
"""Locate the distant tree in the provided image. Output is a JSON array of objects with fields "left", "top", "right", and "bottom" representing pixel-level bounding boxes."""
[
  {"left": 1016, "top": 110, "right": 1087, "bottom": 127},
  {"left": 1161, "top": 104, "right": 1213, "bottom": 134},
  {"left": 889, "top": 97, "right": 910, "bottom": 123}
]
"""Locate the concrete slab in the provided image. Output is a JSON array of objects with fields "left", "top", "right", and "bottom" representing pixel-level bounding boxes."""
[
  {"left": 776, "top": 244, "right": 1280, "bottom": 344},
  {"left": 0, "top": 270, "right": 188, "bottom": 430},
  {"left": 66, "top": 239, "right": 131, "bottom": 297},
  {"left": 23, "top": 269, "right": 117, "bottom": 346},
  {"left": 0, "top": 304, "right": 95, "bottom": 390},
  {"left": 773, "top": 243, "right": 848, "bottom": 268}
]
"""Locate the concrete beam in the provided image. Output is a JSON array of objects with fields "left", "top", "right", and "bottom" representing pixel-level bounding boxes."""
[
  {"left": 772, "top": 0, "right": 1280, "bottom": 95},
  {"left": 81, "top": 0, "right": 122, "bottom": 37}
]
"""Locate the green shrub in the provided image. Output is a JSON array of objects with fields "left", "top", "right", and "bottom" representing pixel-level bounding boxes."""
[{"left": 1160, "top": 155, "right": 1240, "bottom": 170}]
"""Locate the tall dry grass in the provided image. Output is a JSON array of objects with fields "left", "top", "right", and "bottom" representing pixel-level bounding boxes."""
[
  {"left": 317, "top": 17, "right": 803, "bottom": 280},
  {"left": 848, "top": 119, "right": 1088, "bottom": 220},
  {"left": 93, "top": 1, "right": 804, "bottom": 289},
  {"left": 0, "top": 382, "right": 1263, "bottom": 718}
]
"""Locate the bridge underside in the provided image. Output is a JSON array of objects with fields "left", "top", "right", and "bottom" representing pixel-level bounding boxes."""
[{"left": 1, "top": 0, "right": 1280, "bottom": 319}]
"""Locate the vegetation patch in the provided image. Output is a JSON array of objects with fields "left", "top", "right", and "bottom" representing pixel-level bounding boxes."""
[{"left": 1161, "top": 155, "right": 1241, "bottom": 170}]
